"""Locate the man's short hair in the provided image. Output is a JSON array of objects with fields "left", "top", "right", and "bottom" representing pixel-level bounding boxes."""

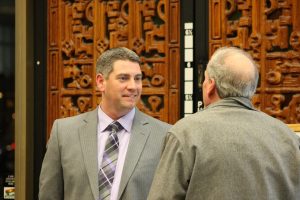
[{"left": 96, "top": 47, "right": 141, "bottom": 79}]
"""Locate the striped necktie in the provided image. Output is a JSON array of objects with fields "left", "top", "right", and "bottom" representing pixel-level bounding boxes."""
[{"left": 98, "top": 121, "right": 123, "bottom": 200}]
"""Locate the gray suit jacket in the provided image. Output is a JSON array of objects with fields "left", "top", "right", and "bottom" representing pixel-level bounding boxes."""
[
  {"left": 148, "top": 97, "right": 300, "bottom": 200},
  {"left": 39, "top": 108, "right": 171, "bottom": 200}
]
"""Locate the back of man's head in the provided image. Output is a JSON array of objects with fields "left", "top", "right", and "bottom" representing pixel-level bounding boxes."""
[{"left": 206, "top": 47, "right": 259, "bottom": 99}]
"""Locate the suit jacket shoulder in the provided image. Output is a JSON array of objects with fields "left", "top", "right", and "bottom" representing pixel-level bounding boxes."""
[
  {"left": 40, "top": 108, "right": 99, "bottom": 200},
  {"left": 53, "top": 109, "right": 97, "bottom": 131}
]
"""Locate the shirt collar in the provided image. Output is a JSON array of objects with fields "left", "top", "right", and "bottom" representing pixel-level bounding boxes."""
[{"left": 97, "top": 106, "right": 135, "bottom": 133}]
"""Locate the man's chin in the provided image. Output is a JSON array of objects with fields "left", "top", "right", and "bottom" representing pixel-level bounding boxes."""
[{"left": 121, "top": 101, "right": 137, "bottom": 109}]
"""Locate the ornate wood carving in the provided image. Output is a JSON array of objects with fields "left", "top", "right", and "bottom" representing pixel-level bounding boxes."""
[
  {"left": 47, "top": 0, "right": 180, "bottom": 138},
  {"left": 209, "top": 0, "right": 300, "bottom": 124}
]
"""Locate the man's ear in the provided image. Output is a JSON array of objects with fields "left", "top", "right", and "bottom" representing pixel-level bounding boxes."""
[
  {"left": 207, "top": 78, "right": 217, "bottom": 97},
  {"left": 96, "top": 73, "right": 105, "bottom": 92}
]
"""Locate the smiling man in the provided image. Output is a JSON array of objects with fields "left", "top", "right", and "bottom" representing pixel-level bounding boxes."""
[{"left": 39, "top": 47, "right": 171, "bottom": 200}]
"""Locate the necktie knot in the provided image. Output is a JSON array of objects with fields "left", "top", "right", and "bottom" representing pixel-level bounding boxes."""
[{"left": 107, "top": 121, "right": 123, "bottom": 134}]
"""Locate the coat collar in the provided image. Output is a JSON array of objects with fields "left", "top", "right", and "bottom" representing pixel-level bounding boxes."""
[
  {"left": 117, "top": 109, "right": 150, "bottom": 199},
  {"left": 206, "top": 97, "right": 256, "bottom": 111},
  {"left": 79, "top": 108, "right": 99, "bottom": 199}
]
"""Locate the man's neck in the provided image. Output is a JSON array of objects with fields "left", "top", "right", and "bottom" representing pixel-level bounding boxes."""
[{"left": 99, "top": 104, "right": 132, "bottom": 120}]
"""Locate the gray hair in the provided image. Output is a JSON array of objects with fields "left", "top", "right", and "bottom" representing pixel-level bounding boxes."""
[
  {"left": 206, "top": 47, "right": 259, "bottom": 99},
  {"left": 96, "top": 47, "right": 141, "bottom": 79}
]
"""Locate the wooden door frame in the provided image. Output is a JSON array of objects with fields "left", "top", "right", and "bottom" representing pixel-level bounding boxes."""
[
  {"left": 15, "top": 0, "right": 47, "bottom": 199},
  {"left": 15, "top": 0, "right": 34, "bottom": 199}
]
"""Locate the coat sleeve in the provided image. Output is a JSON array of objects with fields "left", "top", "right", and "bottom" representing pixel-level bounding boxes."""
[
  {"left": 39, "top": 120, "right": 64, "bottom": 200},
  {"left": 147, "top": 133, "right": 192, "bottom": 200}
]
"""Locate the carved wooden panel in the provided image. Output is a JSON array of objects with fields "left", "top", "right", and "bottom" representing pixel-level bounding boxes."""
[
  {"left": 209, "top": 0, "right": 300, "bottom": 124},
  {"left": 47, "top": 0, "right": 180, "bottom": 138}
]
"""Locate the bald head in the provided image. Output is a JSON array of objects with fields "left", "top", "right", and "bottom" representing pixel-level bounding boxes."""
[
  {"left": 224, "top": 52, "right": 257, "bottom": 83},
  {"left": 206, "top": 47, "right": 259, "bottom": 99}
]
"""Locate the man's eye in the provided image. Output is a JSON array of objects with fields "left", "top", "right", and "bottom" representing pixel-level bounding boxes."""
[
  {"left": 118, "top": 76, "right": 128, "bottom": 81},
  {"left": 135, "top": 76, "right": 142, "bottom": 81}
]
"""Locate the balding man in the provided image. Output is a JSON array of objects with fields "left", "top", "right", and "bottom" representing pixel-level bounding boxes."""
[{"left": 148, "top": 47, "right": 300, "bottom": 200}]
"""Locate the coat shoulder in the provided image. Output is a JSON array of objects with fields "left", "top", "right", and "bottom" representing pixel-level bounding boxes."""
[{"left": 53, "top": 109, "right": 97, "bottom": 130}]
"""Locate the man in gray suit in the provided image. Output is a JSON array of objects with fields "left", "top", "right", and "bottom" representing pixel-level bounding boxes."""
[
  {"left": 148, "top": 47, "right": 300, "bottom": 200},
  {"left": 39, "top": 47, "right": 171, "bottom": 200}
]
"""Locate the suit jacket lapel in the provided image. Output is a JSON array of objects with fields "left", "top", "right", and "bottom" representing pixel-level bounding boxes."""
[
  {"left": 117, "top": 110, "right": 150, "bottom": 199},
  {"left": 79, "top": 108, "right": 99, "bottom": 200}
]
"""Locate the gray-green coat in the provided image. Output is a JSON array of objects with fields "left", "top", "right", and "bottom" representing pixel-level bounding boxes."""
[{"left": 148, "top": 97, "right": 300, "bottom": 200}]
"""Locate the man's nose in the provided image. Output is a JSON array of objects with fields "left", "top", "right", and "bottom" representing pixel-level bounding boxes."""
[{"left": 127, "top": 78, "right": 137, "bottom": 89}]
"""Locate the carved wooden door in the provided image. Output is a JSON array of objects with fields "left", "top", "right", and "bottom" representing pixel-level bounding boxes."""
[
  {"left": 47, "top": 0, "right": 180, "bottom": 138},
  {"left": 209, "top": 0, "right": 300, "bottom": 123}
]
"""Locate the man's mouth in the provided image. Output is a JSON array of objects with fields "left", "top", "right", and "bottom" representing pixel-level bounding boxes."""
[{"left": 123, "top": 94, "right": 138, "bottom": 98}]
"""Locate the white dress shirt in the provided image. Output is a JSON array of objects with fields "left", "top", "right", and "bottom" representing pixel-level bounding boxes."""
[{"left": 97, "top": 106, "right": 135, "bottom": 200}]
